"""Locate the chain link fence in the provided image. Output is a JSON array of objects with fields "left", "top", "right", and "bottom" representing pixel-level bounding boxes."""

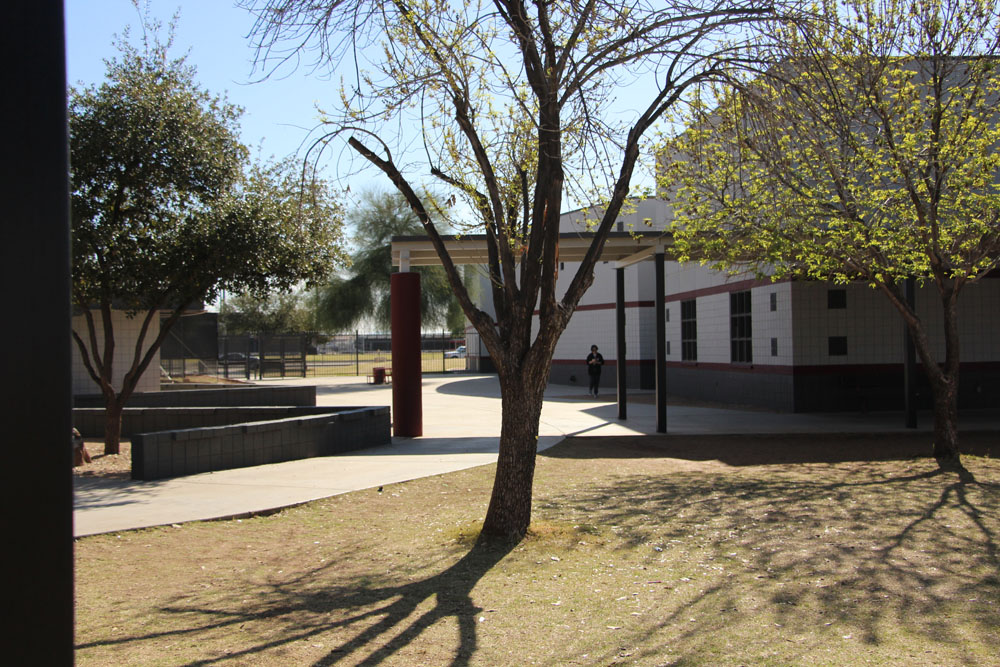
[
  {"left": 304, "top": 332, "right": 467, "bottom": 377},
  {"left": 162, "top": 329, "right": 468, "bottom": 381}
]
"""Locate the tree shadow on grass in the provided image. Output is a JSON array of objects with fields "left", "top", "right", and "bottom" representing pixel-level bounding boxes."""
[
  {"left": 77, "top": 536, "right": 516, "bottom": 666},
  {"left": 536, "top": 443, "right": 1000, "bottom": 664},
  {"left": 540, "top": 431, "right": 999, "bottom": 467}
]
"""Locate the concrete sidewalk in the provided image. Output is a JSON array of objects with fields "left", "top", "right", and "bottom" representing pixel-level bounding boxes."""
[{"left": 74, "top": 373, "right": 999, "bottom": 537}]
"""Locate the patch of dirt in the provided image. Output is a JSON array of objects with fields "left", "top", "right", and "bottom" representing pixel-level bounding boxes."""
[{"left": 73, "top": 439, "right": 131, "bottom": 480}]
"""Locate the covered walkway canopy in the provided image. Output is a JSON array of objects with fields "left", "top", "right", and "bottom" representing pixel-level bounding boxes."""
[
  {"left": 390, "top": 231, "right": 920, "bottom": 433},
  {"left": 391, "top": 231, "right": 676, "bottom": 432},
  {"left": 391, "top": 231, "right": 673, "bottom": 268}
]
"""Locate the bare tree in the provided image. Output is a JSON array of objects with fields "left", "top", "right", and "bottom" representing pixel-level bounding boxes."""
[{"left": 242, "top": 0, "right": 787, "bottom": 538}]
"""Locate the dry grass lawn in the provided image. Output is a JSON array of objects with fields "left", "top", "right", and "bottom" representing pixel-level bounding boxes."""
[{"left": 75, "top": 433, "right": 1000, "bottom": 666}]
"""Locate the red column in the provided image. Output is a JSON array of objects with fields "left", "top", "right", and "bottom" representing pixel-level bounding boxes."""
[{"left": 391, "top": 272, "right": 423, "bottom": 436}]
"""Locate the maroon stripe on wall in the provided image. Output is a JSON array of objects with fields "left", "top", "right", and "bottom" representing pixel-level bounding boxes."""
[
  {"left": 534, "top": 300, "right": 652, "bottom": 315},
  {"left": 665, "top": 277, "right": 789, "bottom": 303},
  {"left": 573, "top": 300, "right": 655, "bottom": 312},
  {"left": 534, "top": 278, "right": 789, "bottom": 315},
  {"left": 542, "top": 274, "right": 992, "bottom": 318},
  {"left": 549, "top": 359, "right": 1000, "bottom": 374},
  {"left": 552, "top": 358, "right": 635, "bottom": 367}
]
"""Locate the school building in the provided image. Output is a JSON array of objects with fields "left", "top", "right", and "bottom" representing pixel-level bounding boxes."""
[{"left": 395, "top": 197, "right": 1000, "bottom": 415}]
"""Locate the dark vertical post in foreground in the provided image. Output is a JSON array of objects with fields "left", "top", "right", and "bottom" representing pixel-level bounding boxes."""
[
  {"left": 903, "top": 277, "right": 918, "bottom": 429},
  {"left": 391, "top": 272, "right": 423, "bottom": 436},
  {"left": 2, "top": 2, "right": 75, "bottom": 663},
  {"left": 616, "top": 267, "right": 628, "bottom": 420},
  {"left": 655, "top": 253, "right": 667, "bottom": 433}
]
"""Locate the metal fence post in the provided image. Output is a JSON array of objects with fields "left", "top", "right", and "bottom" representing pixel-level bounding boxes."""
[
  {"left": 301, "top": 333, "right": 307, "bottom": 378},
  {"left": 280, "top": 336, "right": 286, "bottom": 378}
]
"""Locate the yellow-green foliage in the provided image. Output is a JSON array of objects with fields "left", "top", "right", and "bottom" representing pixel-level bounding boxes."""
[{"left": 666, "top": 0, "right": 1000, "bottom": 288}]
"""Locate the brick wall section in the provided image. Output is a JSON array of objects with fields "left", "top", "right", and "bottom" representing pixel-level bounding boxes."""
[
  {"left": 74, "top": 385, "right": 316, "bottom": 408},
  {"left": 131, "top": 407, "right": 391, "bottom": 480}
]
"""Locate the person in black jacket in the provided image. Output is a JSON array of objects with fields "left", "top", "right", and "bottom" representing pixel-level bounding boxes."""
[{"left": 586, "top": 344, "right": 604, "bottom": 397}]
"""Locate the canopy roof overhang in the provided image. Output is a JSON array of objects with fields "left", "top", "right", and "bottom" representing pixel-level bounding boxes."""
[{"left": 391, "top": 231, "right": 676, "bottom": 270}]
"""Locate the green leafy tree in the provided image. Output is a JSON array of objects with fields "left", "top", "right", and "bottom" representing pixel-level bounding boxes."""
[
  {"left": 71, "top": 27, "right": 346, "bottom": 454},
  {"left": 220, "top": 290, "right": 315, "bottom": 334},
  {"left": 667, "top": 0, "right": 1000, "bottom": 468},
  {"left": 244, "top": 0, "right": 785, "bottom": 538},
  {"left": 316, "top": 189, "right": 467, "bottom": 334}
]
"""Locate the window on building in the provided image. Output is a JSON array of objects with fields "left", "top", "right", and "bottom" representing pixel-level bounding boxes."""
[
  {"left": 730, "top": 290, "right": 753, "bottom": 363},
  {"left": 828, "top": 289, "right": 847, "bottom": 309},
  {"left": 681, "top": 299, "right": 697, "bottom": 361},
  {"left": 771, "top": 337, "right": 778, "bottom": 356},
  {"left": 829, "top": 336, "right": 848, "bottom": 356},
  {"left": 770, "top": 292, "right": 777, "bottom": 312}
]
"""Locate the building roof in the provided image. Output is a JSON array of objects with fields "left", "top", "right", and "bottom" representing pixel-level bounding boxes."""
[{"left": 391, "top": 231, "right": 676, "bottom": 269}]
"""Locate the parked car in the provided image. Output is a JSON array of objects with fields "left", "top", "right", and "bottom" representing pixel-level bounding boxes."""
[
  {"left": 218, "top": 352, "right": 260, "bottom": 370},
  {"left": 444, "top": 345, "right": 466, "bottom": 359}
]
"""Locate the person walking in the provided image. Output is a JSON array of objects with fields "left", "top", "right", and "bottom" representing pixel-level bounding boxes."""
[{"left": 586, "top": 344, "right": 604, "bottom": 397}]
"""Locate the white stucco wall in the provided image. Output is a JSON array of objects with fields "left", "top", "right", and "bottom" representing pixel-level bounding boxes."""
[
  {"left": 71, "top": 310, "right": 161, "bottom": 396},
  {"left": 507, "top": 194, "right": 1000, "bottom": 381}
]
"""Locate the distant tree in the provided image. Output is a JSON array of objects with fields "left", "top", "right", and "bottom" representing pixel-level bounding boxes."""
[
  {"left": 317, "top": 189, "right": 467, "bottom": 334},
  {"left": 667, "top": 0, "right": 1000, "bottom": 468},
  {"left": 220, "top": 290, "right": 314, "bottom": 334},
  {"left": 70, "top": 25, "right": 346, "bottom": 454}
]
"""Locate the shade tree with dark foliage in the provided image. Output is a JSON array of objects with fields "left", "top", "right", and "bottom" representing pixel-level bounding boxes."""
[{"left": 70, "top": 25, "right": 346, "bottom": 455}]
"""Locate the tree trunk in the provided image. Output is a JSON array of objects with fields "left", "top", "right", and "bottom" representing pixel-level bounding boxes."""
[
  {"left": 929, "top": 370, "right": 960, "bottom": 464},
  {"left": 882, "top": 281, "right": 965, "bottom": 471},
  {"left": 103, "top": 395, "right": 124, "bottom": 455},
  {"left": 481, "top": 373, "right": 546, "bottom": 540}
]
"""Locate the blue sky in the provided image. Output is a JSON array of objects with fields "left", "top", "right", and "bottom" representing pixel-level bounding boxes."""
[
  {"left": 64, "top": 0, "right": 661, "bottom": 208},
  {"left": 65, "top": 0, "right": 357, "bottom": 182}
]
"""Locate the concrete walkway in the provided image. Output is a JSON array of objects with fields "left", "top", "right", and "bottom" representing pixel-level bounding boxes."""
[{"left": 74, "top": 373, "right": 999, "bottom": 537}]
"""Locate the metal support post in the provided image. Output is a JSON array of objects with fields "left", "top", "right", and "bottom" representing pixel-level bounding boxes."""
[
  {"left": 391, "top": 272, "right": 423, "bottom": 436},
  {"left": 904, "top": 277, "right": 918, "bottom": 428},
  {"left": 616, "top": 267, "right": 627, "bottom": 420},
  {"left": 655, "top": 253, "right": 667, "bottom": 433},
  {"left": 5, "top": 3, "right": 75, "bottom": 660}
]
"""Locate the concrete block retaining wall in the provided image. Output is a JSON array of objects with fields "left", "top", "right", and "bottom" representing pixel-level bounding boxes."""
[
  {"left": 73, "top": 406, "right": 351, "bottom": 438},
  {"left": 131, "top": 406, "right": 391, "bottom": 480},
  {"left": 74, "top": 385, "right": 317, "bottom": 409}
]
